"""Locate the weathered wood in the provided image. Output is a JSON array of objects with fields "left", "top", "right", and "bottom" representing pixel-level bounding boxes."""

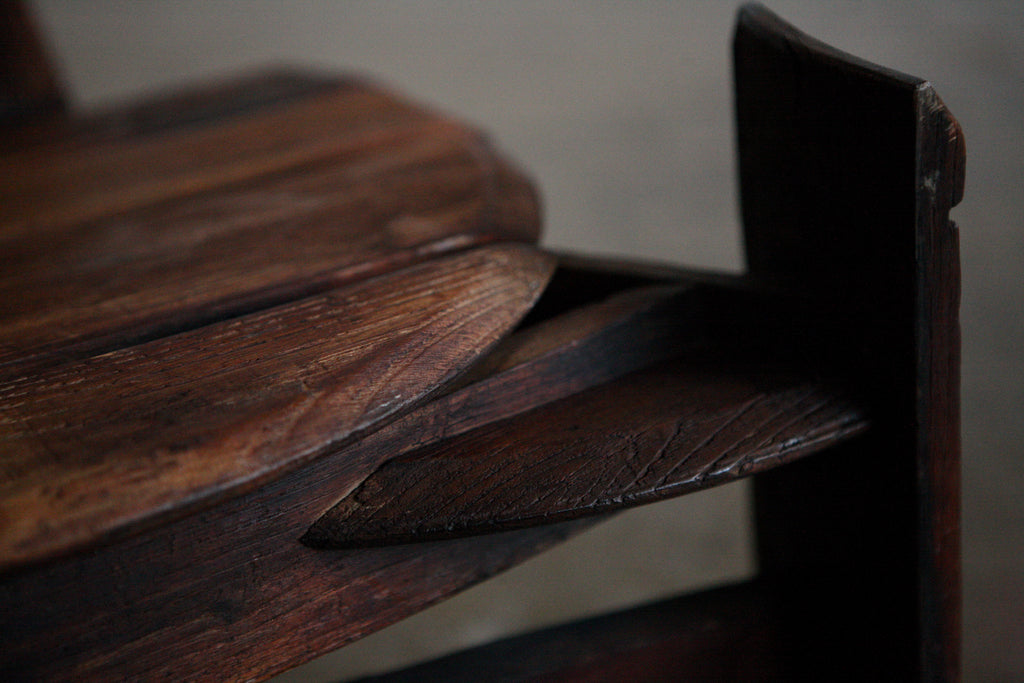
[
  {"left": 0, "top": 244, "right": 552, "bottom": 573},
  {"left": 0, "top": 5, "right": 964, "bottom": 681},
  {"left": 0, "top": 70, "right": 336, "bottom": 152},
  {"left": 306, "top": 353, "right": 866, "bottom": 548},
  {"left": 301, "top": 282, "right": 708, "bottom": 525},
  {"left": 0, "top": 79, "right": 485, "bottom": 231},
  {"left": 0, "top": 429, "right": 600, "bottom": 682},
  {"left": 734, "top": 5, "right": 963, "bottom": 681},
  {"left": 0, "top": 78, "right": 539, "bottom": 378}
]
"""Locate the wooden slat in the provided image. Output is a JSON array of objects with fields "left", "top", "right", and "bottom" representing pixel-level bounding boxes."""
[
  {"left": 0, "top": 410, "right": 601, "bottom": 682},
  {"left": 0, "top": 70, "right": 335, "bottom": 152},
  {"left": 306, "top": 353, "right": 867, "bottom": 548},
  {"left": 354, "top": 581, "right": 790, "bottom": 683},
  {"left": 0, "top": 244, "right": 553, "bottom": 572},
  {"left": 0, "top": 79, "right": 539, "bottom": 377},
  {"left": 1, "top": 80, "right": 436, "bottom": 231}
]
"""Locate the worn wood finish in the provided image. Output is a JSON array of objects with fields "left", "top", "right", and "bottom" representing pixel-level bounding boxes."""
[
  {"left": 0, "top": 70, "right": 337, "bottom": 153},
  {"left": 0, "top": 244, "right": 552, "bottom": 573},
  {"left": 300, "top": 282, "right": 708, "bottom": 534},
  {"left": 735, "top": 5, "right": 963, "bottom": 681},
  {"left": 0, "top": 64, "right": 575, "bottom": 680},
  {"left": 305, "top": 248, "right": 873, "bottom": 548},
  {"left": 306, "top": 353, "right": 866, "bottom": 548},
  {"left": 0, "top": 79, "right": 539, "bottom": 378},
  {"left": 0, "top": 421, "right": 600, "bottom": 681},
  {"left": 0, "top": 78, "right": 511, "bottom": 232},
  {"left": 0, "top": 4, "right": 963, "bottom": 680}
]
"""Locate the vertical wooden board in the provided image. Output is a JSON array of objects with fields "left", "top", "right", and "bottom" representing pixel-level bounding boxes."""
[{"left": 734, "top": 5, "right": 963, "bottom": 680}]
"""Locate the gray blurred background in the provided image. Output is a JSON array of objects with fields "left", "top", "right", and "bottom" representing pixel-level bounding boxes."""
[{"left": 28, "top": 1, "right": 1022, "bottom": 680}]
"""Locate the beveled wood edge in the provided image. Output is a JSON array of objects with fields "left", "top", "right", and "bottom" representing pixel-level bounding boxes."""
[{"left": 0, "top": 244, "right": 555, "bottom": 576}]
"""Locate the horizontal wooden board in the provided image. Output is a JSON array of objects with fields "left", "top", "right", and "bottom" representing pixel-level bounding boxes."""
[
  {"left": 307, "top": 354, "right": 868, "bottom": 547},
  {"left": 0, "top": 244, "right": 553, "bottom": 572},
  {"left": 0, "top": 75, "right": 540, "bottom": 377},
  {"left": 0, "top": 422, "right": 600, "bottom": 682}
]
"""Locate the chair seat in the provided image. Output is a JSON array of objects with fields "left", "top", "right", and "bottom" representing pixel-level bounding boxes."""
[{"left": 0, "top": 4, "right": 963, "bottom": 681}]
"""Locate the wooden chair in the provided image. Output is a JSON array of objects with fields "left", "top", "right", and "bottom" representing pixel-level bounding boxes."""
[{"left": 0, "top": 4, "right": 963, "bottom": 681}]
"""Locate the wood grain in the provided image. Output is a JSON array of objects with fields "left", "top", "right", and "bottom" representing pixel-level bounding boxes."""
[
  {"left": 0, "top": 68, "right": 572, "bottom": 681},
  {"left": 0, "top": 244, "right": 553, "bottom": 573},
  {"left": 0, "top": 420, "right": 600, "bottom": 682},
  {"left": 306, "top": 355, "right": 867, "bottom": 548},
  {"left": 1, "top": 79, "right": 450, "bottom": 231},
  {"left": 0, "top": 78, "right": 539, "bottom": 378}
]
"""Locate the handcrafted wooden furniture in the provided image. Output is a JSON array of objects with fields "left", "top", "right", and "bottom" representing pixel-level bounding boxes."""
[{"left": 0, "top": 4, "right": 963, "bottom": 681}]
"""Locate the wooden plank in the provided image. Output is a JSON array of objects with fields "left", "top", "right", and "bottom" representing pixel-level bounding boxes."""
[
  {"left": 0, "top": 244, "right": 553, "bottom": 573},
  {"left": 0, "top": 407, "right": 601, "bottom": 682},
  {"left": 0, "top": 70, "right": 335, "bottom": 152},
  {"left": 0, "top": 79, "right": 539, "bottom": 377},
  {"left": 0, "top": 80, "right": 448, "bottom": 231},
  {"left": 306, "top": 353, "right": 867, "bottom": 548},
  {"left": 734, "top": 5, "right": 964, "bottom": 681}
]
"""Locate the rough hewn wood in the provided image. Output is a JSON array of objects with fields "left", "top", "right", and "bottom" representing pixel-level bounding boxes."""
[
  {"left": 734, "top": 5, "right": 964, "bottom": 681},
  {"left": 0, "top": 244, "right": 552, "bottom": 573}
]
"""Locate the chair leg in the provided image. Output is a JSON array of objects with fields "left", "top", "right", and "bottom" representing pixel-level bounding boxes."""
[{"left": 734, "top": 5, "right": 963, "bottom": 681}]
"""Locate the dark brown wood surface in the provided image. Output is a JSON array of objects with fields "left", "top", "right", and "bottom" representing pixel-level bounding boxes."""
[
  {"left": 307, "top": 354, "right": 866, "bottom": 548},
  {"left": 0, "top": 430, "right": 600, "bottom": 682},
  {"left": 0, "top": 77, "right": 539, "bottom": 378},
  {"left": 0, "top": 68, "right": 570, "bottom": 680},
  {"left": 0, "top": 69, "right": 551, "bottom": 575},
  {"left": 734, "top": 5, "right": 964, "bottom": 681},
  {"left": 0, "top": 4, "right": 963, "bottom": 681},
  {"left": 0, "top": 244, "right": 553, "bottom": 572}
]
